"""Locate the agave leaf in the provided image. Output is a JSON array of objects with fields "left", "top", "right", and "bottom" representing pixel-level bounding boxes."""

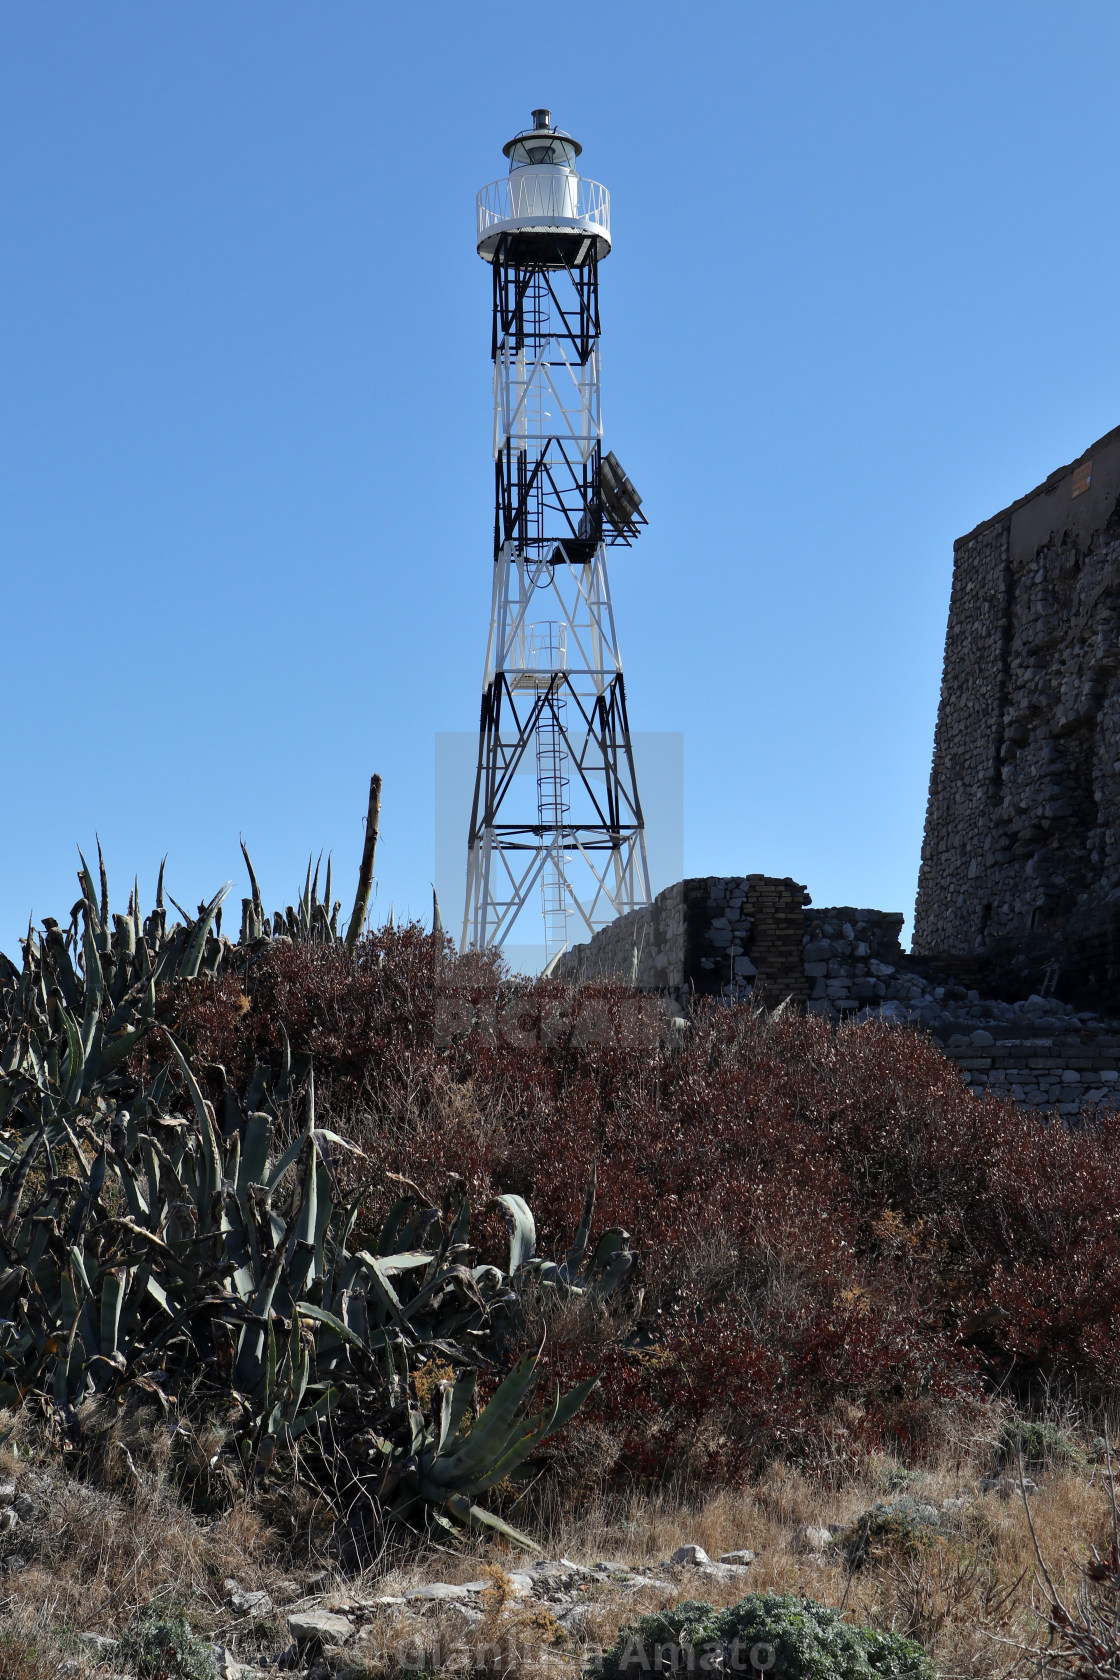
[
  {"left": 354, "top": 1251, "right": 408, "bottom": 1330},
  {"left": 436, "top": 1382, "right": 455, "bottom": 1457},
  {"left": 161, "top": 1030, "right": 211, "bottom": 1130},
  {"left": 424, "top": 1354, "right": 539, "bottom": 1487},
  {"left": 1, "top": 1125, "right": 47, "bottom": 1234},
  {"left": 57, "top": 1111, "right": 91, "bottom": 1175},
  {"left": 560, "top": 1164, "right": 597, "bottom": 1284},
  {"left": 66, "top": 1145, "right": 107, "bottom": 1244},
  {"left": 177, "top": 885, "right": 231, "bottom": 980},
  {"left": 285, "top": 1147, "right": 318, "bottom": 1295},
  {"left": 69, "top": 1245, "right": 93, "bottom": 1299},
  {"left": 284, "top": 1321, "right": 311, "bottom": 1424},
  {"left": 376, "top": 1251, "right": 433, "bottom": 1276},
  {"left": 221, "top": 1189, "right": 255, "bottom": 1299},
  {"left": 287, "top": 1384, "right": 340, "bottom": 1441},
  {"left": 99, "top": 1269, "right": 126, "bottom": 1357},
  {"left": 76, "top": 851, "right": 101, "bottom": 935},
  {"left": 264, "top": 1314, "right": 278, "bottom": 1406},
  {"left": 591, "top": 1248, "right": 633, "bottom": 1295},
  {"left": 239, "top": 838, "right": 263, "bottom": 914},
  {"left": 116, "top": 1155, "right": 150, "bottom": 1227},
  {"left": 296, "top": 1302, "right": 366, "bottom": 1352},
  {"left": 237, "top": 1113, "right": 273, "bottom": 1202},
  {"left": 45, "top": 933, "right": 82, "bottom": 1013},
  {"left": 145, "top": 1273, "right": 172, "bottom": 1315},
  {"left": 335, "top": 1196, "right": 361, "bottom": 1262},
  {"left": 97, "top": 1025, "right": 148, "bottom": 1077},
  {"left": 586, "top": 1228, "right": 633, "bottom": 1293},
  {"left": 78, "top": 915, "right": 103, "bottom": 1058},
  {"left": 312, "top": 1161, "right": 333, "bottom": 1278},
  {"left": 117, "top": 1220, "right": 198, "bottom": 1287},
  {"left": 233, "top": 1177, "right": 306, "bottom": 1389},
  {"left": 442, "top": 1181, "right": 471, "bottom": 1254},
  {"left": 140, "top": 1136, "right": 161, "bottom": 1230},
  {"left": 162, "top": 1030, "right": 222, "bottom": 1222},
  {"left": 95, "top": 837, "right": 109, "bottom": 931},
  {"left": 377, "top": 1196, "right": 419, "bottom": 1257},
  {"left": 266, "top": 1126, "right": 311, "bottom": 1192},
  {"left": 310, "top": 1128, "right": 365, "bottom": 1158},
  {"left": 400, "top": 1262, "right": 482, "bottom": 1324},
  {"left": 439, "top": 1369, "right": 475, "bottom": 1456},
  {"left": 471, "top": 1377, "right": 598, "bottom": 1493},
  {"left": 493, "top": 1193, "right": 536, "bottom": 1274},
  {"left": 14, "top": 1030, "right": 38, "bottom": 1089},
  {"left": 59, "top": 1261, "right": 80, "bottom": 1337},
  {"left": 441, "top": 1491, "right": 541, "bottom": 1553}
]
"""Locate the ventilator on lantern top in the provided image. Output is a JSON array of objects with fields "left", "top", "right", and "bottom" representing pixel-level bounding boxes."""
[{"left": 462, "top": 112, "right": 650, "bottom": 969}]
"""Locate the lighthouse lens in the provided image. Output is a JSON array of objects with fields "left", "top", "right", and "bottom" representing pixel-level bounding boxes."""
[{"left": 507, "top": 136, "right": 579, "bottom": 170}]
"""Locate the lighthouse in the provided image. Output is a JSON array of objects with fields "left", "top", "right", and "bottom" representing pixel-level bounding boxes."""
[{"left": 461, "top": 111, "right": 650, "bottom": 965}]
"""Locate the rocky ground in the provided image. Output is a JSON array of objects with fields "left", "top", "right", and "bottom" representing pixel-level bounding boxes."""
[{"left": 2, "top": 1428, "right": 1112, "bottom": 1680}]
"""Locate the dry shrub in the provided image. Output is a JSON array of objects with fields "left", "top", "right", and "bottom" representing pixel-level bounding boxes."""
[{"left": 154, "top": 929, "right": 1120, "bottom": 1489}]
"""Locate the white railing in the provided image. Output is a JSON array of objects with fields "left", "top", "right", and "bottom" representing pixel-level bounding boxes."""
[{"left": 477, "top": 174, "right": 610, "bottom": 241}]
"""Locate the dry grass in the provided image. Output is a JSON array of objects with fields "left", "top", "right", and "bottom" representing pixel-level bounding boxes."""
[
  {"left": 0, "top": 1417, "right": 1115, "bottom": 1679},
  {"left": 0, "top": 1426, "right": 300, "bottom": 1678},
  {"left": 497, "top": 1458, "right": 1111, "bottom": 1679}
]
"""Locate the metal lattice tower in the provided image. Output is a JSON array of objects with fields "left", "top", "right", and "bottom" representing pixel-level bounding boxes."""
[{"left": 462, "top": 109, "right": 651, "bottom": 964}]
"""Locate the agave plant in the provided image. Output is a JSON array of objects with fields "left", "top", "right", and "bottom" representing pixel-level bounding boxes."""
[
  {"left": 494, "top": 1166, "right": 634, "bottom": 1299},
  {"left": 0, "top": 849, "right": 228, "bottom": 1128},
  {"left": 0, "top": 834, "right": 631, "bottom": 1549},
  {"left": 0, "top": 834, "right": 380, "bottom": 1161},
  {"left": 390, "top": 1357, "right": 596, "bottom": 1544},
  {"left": 0, "top": 1049, "right": 626, "bottom": 1545},
  {"left": 0, "top": 836, "right": 357, "bottom": 1116}
]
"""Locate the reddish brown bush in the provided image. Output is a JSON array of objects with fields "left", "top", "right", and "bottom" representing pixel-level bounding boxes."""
[{"left": 163, "top": 927, "right": 1120, "bottom": 1485}]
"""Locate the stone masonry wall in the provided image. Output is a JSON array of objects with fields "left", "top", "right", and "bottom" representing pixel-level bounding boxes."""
[
  {"left": 555, "top": 875, "right": 809, "bottom": 1006},
  {"left": 915, "top": 423, "right": 1120, "bottom": 1010},
  {"left": 949, "top": 1030, "right": 1120, "bottom": 1113},
  {"left": 913, "top": 516, "right": 1012, "bottom": 950},
  {"left": 802, "top": 907, "right": 907, "bottom": 1017}
]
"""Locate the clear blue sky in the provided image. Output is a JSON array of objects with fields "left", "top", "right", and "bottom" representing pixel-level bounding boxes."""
[{"left": 3, "top": 2, "right": 1118, "bottom": 957}]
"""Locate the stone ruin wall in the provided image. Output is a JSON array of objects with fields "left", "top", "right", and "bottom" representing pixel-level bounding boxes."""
[
  {"left": 557, "top": 875, "right": 1120, "bottom": 1114},
  {"left": 555, "top": 876, "right": 808, "bottom": 1008},
  {"left": 914, "top": 423, "right": 1120, "bottom": 1009},
  {"left": 558, "top": 879, "right": 907, "bottom": 1016}
]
